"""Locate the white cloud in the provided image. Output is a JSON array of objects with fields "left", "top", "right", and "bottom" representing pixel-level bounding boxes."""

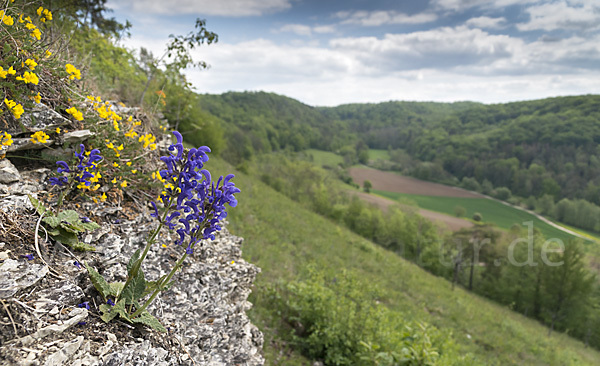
[
  {"left": 313, "top": 25, "right": 336, "bottom": 34},
  {"left": 276, "top": 24, "right": 337, "bottom": 36},
  {"left": 180, "top": 30, "right": 600, "bottom": 106},
  {"left": 115, "top": 0, "right": 292, "bottom": 16},
  {"left": 465, "top": 16, "right": 507, "bottom": 29},
  {"left": 279, "top": 24, "right": 313, "bottom": 36},
  {"left": 336, "top": 10, "right": 437, "bottom": 26},
  {"left": 329, "top": 26, "right": 522, "bottom": 72},
  {"left": 517, "top": 1, "right": 600, "bottom": 32},
  {"left": 432, "top": 0, "right": 538, "bottom": 11}
]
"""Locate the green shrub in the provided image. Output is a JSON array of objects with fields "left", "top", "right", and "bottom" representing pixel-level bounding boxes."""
[{"left": 269, "top": 266, "right": 469, "bottom": 365}]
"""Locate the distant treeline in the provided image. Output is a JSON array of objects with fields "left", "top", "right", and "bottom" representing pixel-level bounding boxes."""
[{"left": 195, "top": 92, "right": 600, "bottom": 233}]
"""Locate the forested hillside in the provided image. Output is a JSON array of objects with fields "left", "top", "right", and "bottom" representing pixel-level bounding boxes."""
[{"left": 197, "top": 92, "right": 600, "bottom": 233}]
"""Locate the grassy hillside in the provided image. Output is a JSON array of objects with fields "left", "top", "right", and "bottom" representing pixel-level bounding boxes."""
[{"left": 207, "top": 157, "right": 600, "bottom": 365}]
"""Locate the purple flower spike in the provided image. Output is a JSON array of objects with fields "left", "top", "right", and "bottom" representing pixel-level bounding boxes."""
[
  {"left": 21, "top": 254, "right": 34, "bottom": 261},
  {"left": 78, "top": 301, "right": 90, "bottom": 310},
  {"left": 107, "top": 299, "right": 115, "bottom": 306},
  {"left": 73, "top": 261, "right": 82, "bottom": 269},
  {"left": 56, "top": 161, "right": 71, "bottom": 173},
  {"left": 150, "top": 201, "right": 159, "bottom": 218},
  {"left": 157, "top": 130, "right": 239, "bottom": 256}
]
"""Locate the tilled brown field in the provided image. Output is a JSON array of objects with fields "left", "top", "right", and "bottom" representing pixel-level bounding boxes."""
[{"left": 349, "top": 167, "right": 482, "bottom": 198}]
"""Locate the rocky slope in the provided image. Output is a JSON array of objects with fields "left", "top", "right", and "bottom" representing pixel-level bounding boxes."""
[{"left": 0, "top": 106, "right": 264, "bottom": 365}]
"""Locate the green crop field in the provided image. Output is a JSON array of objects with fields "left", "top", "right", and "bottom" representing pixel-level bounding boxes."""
[
  {"left": 368, "top": 149, "right": 391, "bottom": 161},
  {"left": 372, "top": 189, "right": 589, "bottom": 244},
  {"left": 304, "top": 149, "right": 344, "bottom": 167},
  {"left": 207, "top": 157, "right": 600, "bottom": 366}
]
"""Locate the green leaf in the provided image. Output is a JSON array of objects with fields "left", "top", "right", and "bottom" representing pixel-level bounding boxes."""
[
  {"left": 132, "top": 311, "right": 167, "bottom": 332},
  {"left": 109, "top": 282, "right": 124, "bottom": 298},
  {"left": 100, "top": 299, "right": 127, "bottom": 323},
  {"left": 43, "top": 215, "right": 61, "bottom": 228},
  {"left": 48, "top": 228, "right": 60, "bottom": 236},
  {"left": 85, "top": 263, "right": 111, "bottom": 300},
  {"left": 71, "top": 242, "right": 97, "bottom": 252},
  {"left": 80, "top": 221, "right": 100, "bottom": 231},
  {"left": 121, "top": 268, "right": 146, "bottom": 304},
  {"left": 127, "top": 249, "right": 141, "bottom": 273},
  {"left": 56, "top": 210, "right": 80, "bottom": 224},
  {"left": 53, "top": 228, "right": 79, "bottom": 247},
  {"left": 28, "top": 194, "right": 47, "bottom": 216},
  {"left": 121, "top": 249, "right": 146, "bottom": 303}
]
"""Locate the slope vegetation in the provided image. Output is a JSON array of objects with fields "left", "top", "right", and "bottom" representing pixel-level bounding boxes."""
[{"left": 208, "top": 158, "right": 600, "bottom": 365}]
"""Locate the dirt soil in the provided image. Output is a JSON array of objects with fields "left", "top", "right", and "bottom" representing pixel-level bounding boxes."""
[
  {"left": 349, "top": 167, "right": 482, "bottom": 198},
  {"left": 352, "top": 191, "right": 472, "bottom": 232}
]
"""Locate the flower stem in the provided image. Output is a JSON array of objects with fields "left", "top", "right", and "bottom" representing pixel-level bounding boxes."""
[
  {"left": 118, "top": 201, "right": 172, "bottom": 302},
  {"left": 132, "top": 251, "right": 188, "bottom": 318}
]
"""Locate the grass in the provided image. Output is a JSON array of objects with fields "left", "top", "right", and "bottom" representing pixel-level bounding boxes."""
[
  {"left": 368, "top": 149, "right": 391, "bottom": 161},
  {"left": 207, "top": 157, "right": 600, "bottom": 366},
  {"left": 304, "top": 149, "right": 343, "bottom": 167},
  {"left": 373, "top": 189, "right": 588, "bottom": 244}
]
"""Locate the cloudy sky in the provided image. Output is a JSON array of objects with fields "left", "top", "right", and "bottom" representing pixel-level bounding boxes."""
[{"left": 107, "top": 0, "right": 600, "bottom": 107}]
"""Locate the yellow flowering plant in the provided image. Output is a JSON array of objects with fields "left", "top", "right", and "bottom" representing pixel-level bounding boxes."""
[{"left": 0, "top": 2, "right": 72, "bottom": 143}]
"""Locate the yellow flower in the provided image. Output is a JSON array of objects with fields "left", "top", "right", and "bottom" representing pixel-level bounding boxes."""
[
  {"left": 0, "top": 11, "right": 14, "bottom": 26},
  {"left": 34, "top": 92, "right": 42, "bottom": 104},
  {"left": 106, "top": 142, "right": 114, "bottom": 149},
  {"left": 112, "top": 162, "right": 119, "bottom": 168},
  {"left": 124, "top": 129, "right": 138, "bottom": 138},
  {"left": 66, "top": 107, "right": 84, "bottom": 121},
  {"left": 126, "top": 162, "right": 132, "bottom": 166},
  {"left": 1, "top": 132, "right": 13, "bottom": 147},
  {"left": 55, "top": 127, "right": 61, "bottom": 134},
  {"left": 25, "top": 59, "right": 37, "bottom": 70},
  {"left": 4, "top": 99, "right": 24, "bottom": 119},
  {"left": 30, "top": 27, "right": 41, "bottom": 41},
  {"left": 117, "top": 144, "right": 123, "bottom": 151},
  {"left": 96, "top": 105, "right": 110, "bottom": 119},
  {"left": 139, "top": 133, "right": 156, "bottom": 149},
  {"left": 101, "top": 192, "right": 107, "bottom": 202},
  {"left": 65, "top": 64, "right": 81, "bottom": 80},
  {"left": 0, "top": 67, "right": 7, "bottom": 79},
  {"left": 131, "top": 169, "right": 137, "bottom": 174},
  {"left": 127, "top": 116, "right": 133, "bottom": 122},
  {"left": 113, "top": 120, "right": 120, "bottom": 132},
  {"left": 90, "top": 172, "right": 101, "bottom": 183},
  {"left": 120, "top": 181, "right": 128, "bottom": 188},
  {"left": 111, "top": 177, "right": 117, "bottom": 184},
  {"left": 16, "top": 71, "right": 39, "bottom": 85},
  {"left": 45, "top": 50, "right": 52, "bottom": 58},
  {"left": 7, "top": 67, "right": 15, "bottom": 76},
  {"left": 161, "top": 244, "right": 167, "bottom": 248},
  {"left": 39, "top": 9, "right": 52, "bottom": 22},
  {"left": 30, "top": 131, "right": 49, "bottom": 144},
  {"left": 37, "top": 7, "right": 43, "bottom": 16}
]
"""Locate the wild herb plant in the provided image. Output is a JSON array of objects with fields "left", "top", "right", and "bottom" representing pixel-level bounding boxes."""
[
  {"left": 28, "top": 194, "right": 99, "bottom": 252},
  {"left": 85, "top": 131, "right": 240, "bottom": 331}
]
